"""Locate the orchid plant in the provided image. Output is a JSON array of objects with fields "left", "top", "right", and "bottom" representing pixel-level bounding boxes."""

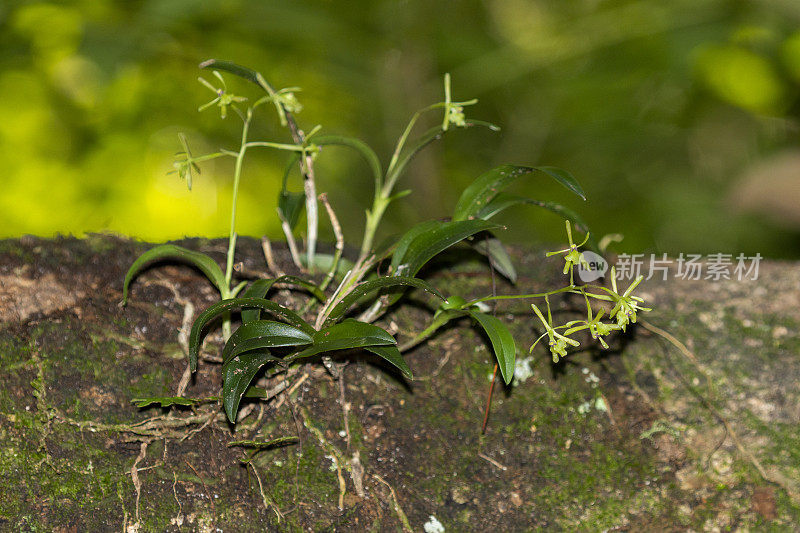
[{"left": 122, "top": 60, "right": 649, "bottom": 425}]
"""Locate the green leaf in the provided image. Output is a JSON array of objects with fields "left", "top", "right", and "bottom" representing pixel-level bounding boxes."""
[
  {"left": 364, "top": 345, "right": 412, "bottom": 379},
  {"left": 468, "top": 311, "right": 516, "bottom": 385},
  {"left": 131, "top": 396, "right": 211, "bottom": 408},
  {"left": 325, "top": 276, "right": 445, "bottom": 326},
  {"left": 222, "top": 320, "right": 312, "bottom": 366},
  {"left": 189, "top": 297, "right": 314, "bottom": 372},
  {"left": 315, "top": 135, "right": 382, "bottom": 190},
  {"left": 200, "top": 59, "right": 263, "bottom": 86},
  {"left": 472, "top": 237, "right": 517, "bottom": 283},
  {"left": 390, "top": 220, "right": 440, "bottom": 271},
  {"left": 241, "top": 276, "right": 325, "bottom": 323},
  {"left": 122, "top": 244, "right": 225, "bottom": 304},
  {"left": 227, "top": 436, "right": 299, "bottom": 449},
  {"left": 390, "top": 219, "right": 502, "bottom": 277},
  {"left": 223, "top": 351, "right": 281, "bottom": 423},
  {"left": 452, "top": 165, "right": 585, "bottom": 222},
  {"left": 535, "top": 166, "right": 586, "bottom": 200},
  {"left": 287, "top": 319, "right": 396, "bottom": 361},
  {"left": 475, "top": 194, "right": 599, "bottom": 252}
]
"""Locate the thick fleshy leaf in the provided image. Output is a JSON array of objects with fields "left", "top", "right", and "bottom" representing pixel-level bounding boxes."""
[
  {"left": 324, "top": 276, "right": 445, "bottom": 326},
  {"left": 122, "top": 244, "right": 225, "bottom": 304},
  {"left": 189, "top": 297, "right": 314, "bottom": 372},
  {"left": 364, "top": 345, "right": 412, "bottom": 379},
  {"left": 287, "top": 319, "right": 395, "bottom": 361},
  {"left": 241, "top": 276, "right": 325, "bottom": 323},
  {"left": 468, "top": 311, "right": 516, "bottom": 385},
  {"left": 475, "top": 194, "right": 599, "bottom": 252},
  {"left": 453, "top": 165, "right": 585, "bottom": 222},
  {"left": 472, "top": 237, "right": 517, "bottom": 283},
  {"left": 390, "top": 219, "right": 502, "bottom": 277},
  {"left": 240, "top": 280, "right": 273, "bottom": 324},
  {"left": 223, "top": 351, "right": 280, "bottom": 423},
  {"left": 222, "top": 320, "right": 312, "bottom": 366}
]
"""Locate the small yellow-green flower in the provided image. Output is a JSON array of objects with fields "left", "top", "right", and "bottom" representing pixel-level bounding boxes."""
[
  {"left": 565, "top": 307, "right": 621, "bottom": 349},
  {"left": 607, "top": 267, "right": 650, "bottom": 330},
  {"left": 171, "top": 133, "right": 200, "bottom": 191},
  {"left": 547, "top": 220, "right": 590, "bottom": 283},
  {"left": 530, "top": 303, "right": 580, "bottom": 363},
  {"left": 198, "top": 70, "right": 247, "bottom": 119},
  {"left": 275, "top": 90, "right": 303, "bottom": 114},
  {"left": 447, "top": 105, "right": 466, "bottom": 127}
]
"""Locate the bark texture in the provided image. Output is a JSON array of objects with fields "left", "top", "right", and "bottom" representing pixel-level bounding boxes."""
[{"left": 0, "top": 235, "right": 797, "bottom": 531}]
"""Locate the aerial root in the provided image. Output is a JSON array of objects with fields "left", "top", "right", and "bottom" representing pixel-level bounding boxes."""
[
  {"left": 373, "top": 474, "right": 413, "bottom": 533},
  {"left": 248, "top": 461, "right": 285, "bottom": 522}
]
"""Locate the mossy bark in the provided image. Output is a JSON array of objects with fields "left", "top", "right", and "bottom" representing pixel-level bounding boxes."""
[{"left": 0, "top": 235, "right": 797, "bottom": 531}]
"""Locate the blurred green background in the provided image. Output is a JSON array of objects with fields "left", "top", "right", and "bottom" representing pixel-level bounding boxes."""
[{"left": 1, "top": 0, "right": 800, "bottom": 257}]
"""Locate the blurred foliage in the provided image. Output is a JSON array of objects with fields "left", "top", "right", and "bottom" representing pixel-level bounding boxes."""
[{"left": 1, "top": 0, "right": 799, "bottom": 257}]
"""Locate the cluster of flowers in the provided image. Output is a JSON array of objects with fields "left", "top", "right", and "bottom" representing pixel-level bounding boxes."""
[{"left": 531, "top": 222, "right": 650, "bottom": 363}]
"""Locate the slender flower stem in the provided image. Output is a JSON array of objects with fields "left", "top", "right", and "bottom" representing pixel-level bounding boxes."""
[
  {"left": 358, "top": 198, "right": 388, "bottom": 260},
  {"left": 244, "top": 141, "right": 308, "bottom": 152},
  {"left": 358, "top": 97, "right": 481, "bottom": 261},
  {"left": 384, "top": 103, "right": 440, "bottom": 190},
  {"left": 225, "top": 115, "right": 251, "bottom": 287},
  {"left": 465, "top": 285, "right": 576, "bottom": 307},
  {"left": 188, "top": 152, "right": 233, "bottom": 164},
  {"left": 354, "top": 102, "right": 446, "bottom": 262},
  {"left": 221, "top": 111, "right": 252, "bottom": 339}
]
